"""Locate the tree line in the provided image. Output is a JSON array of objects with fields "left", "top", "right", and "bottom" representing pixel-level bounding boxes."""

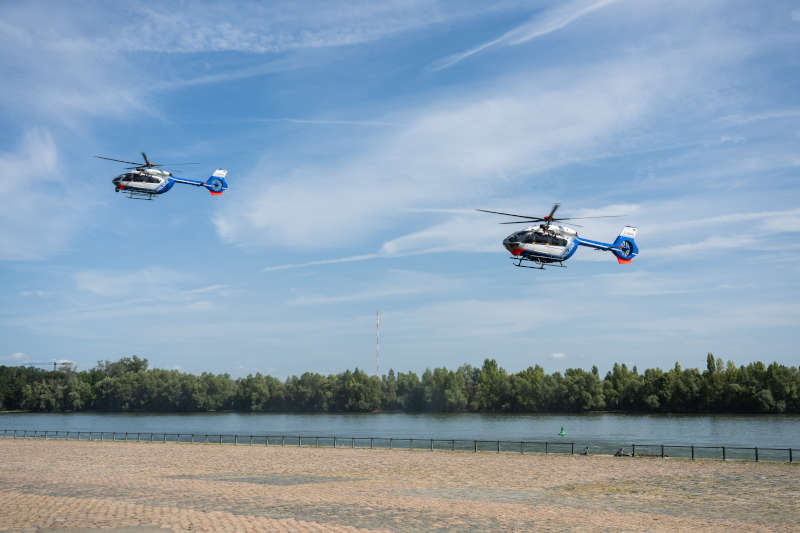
[{"left": 1, "top": 354, "right": 798, "bottom": 414}]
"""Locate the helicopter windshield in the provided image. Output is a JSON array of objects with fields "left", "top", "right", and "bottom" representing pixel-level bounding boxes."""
[
  {"left": 510, "top": 231, "right": 535, "bottom": 243},
  {"left": 509, "top": 230, "right": 567, "bottom": 247}
]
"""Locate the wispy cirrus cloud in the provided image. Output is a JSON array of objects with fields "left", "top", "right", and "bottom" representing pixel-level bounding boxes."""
[
  {"left": 432, "top": 0, "right": 622, "bottom": 70},
  {"left": 288, "top": 269, "right": 460, "bottom": 305}
]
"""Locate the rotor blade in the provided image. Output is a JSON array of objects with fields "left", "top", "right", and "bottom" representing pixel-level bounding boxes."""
[
  {"left": 476, "top": 209, "right": 544, "bottom": 220},
  {"left": 96, "top": 155, "right": 144, "bottom": 166},
  {"left": 500, "top": 221, "right": 540, "bottom": 224},
  {"left": 545, "top": 203, "right": 560, "bottom": 220},
  {"left": 158, "top": 162, "right": 200, "bottom": 166},
  {"left": 141, "top": 152, "right": 151, "bottom": 166},
  {"left": 553, "top": 215, "right": 626, "bottom": 220}
]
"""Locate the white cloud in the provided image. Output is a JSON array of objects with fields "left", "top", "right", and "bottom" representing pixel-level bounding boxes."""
[
  {"left": 263, "top": 253, "right": 383, "bottom": 272},
  {"left": 718, "top": 109, "right": 800, "bottom": 125},
  {"left": 99, "top": 2, "right": 515, "bottom": 55},
  {"left": 0, "top": 130, "right": 90, "bottom": 260},
  {"left": 1, "top": 353, "right": 27, "bottom": 362},
  {"left": 550, "top": 352, "right": 567, "bottom": 360},
  {"left": 74, "top": 268, "right": 192, "bottom": 298},
  {"left": 216, "top": 50, "right": 697, "bottom": 250},
  {"left": 432, "top": 0, "right": 622, "bottom": 70}
]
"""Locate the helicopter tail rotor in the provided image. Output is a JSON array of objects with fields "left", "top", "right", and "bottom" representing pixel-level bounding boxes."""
[
  {"left": 203, "top": 169, "right": 229, "bottom": 196},
  {"left": 611, "top": 226, "right": 638, "bottom": 264}
]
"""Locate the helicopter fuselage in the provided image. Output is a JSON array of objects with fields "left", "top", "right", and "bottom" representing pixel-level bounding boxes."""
[
  {"left": 503, "top": 225, "right": 579, "bottom": 263},
  {"left": 112, "top": 168, "right": 174, "bottom": 196}
]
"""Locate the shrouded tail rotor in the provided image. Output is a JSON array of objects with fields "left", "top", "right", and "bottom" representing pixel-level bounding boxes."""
[
  {"left": 203, "top": 169, "right": 228, "bottom": 196},
  {"left": 611, "top": 227, "right": 638, "bottom": 264}
]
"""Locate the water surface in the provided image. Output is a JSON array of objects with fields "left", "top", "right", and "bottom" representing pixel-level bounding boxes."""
[{"left": 1, "top": 412, "right": 797, "bottom": 448}]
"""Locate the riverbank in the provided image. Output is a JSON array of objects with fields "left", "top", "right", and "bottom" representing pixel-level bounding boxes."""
[{"left": 2, "top": 440, "right": 798, "bottom": 531}]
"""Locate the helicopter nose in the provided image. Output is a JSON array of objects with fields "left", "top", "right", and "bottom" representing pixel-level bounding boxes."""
[{"left": 112, "top": 177, "right": 120, "bottom": 185}]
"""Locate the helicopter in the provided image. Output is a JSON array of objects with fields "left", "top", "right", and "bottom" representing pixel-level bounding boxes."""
[
  {"left": 477, "top": 203, "right": 638, "bottom": 269},
  {"left": 96, "top": 152, "right": 228, "bottom": 200}
]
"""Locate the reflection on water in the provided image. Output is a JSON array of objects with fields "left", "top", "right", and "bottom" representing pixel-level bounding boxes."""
[{"left": 0, "top": 412, "right": 798, "bottom": 448}]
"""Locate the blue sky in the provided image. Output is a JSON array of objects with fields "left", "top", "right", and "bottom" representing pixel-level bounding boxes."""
[{"left": 1, "top": 0, "right": 799, "bottom": 378}]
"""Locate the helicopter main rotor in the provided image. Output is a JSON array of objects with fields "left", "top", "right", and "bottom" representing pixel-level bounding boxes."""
[
  {"left": 95, "top": 152, "right": 199, "bottom": 170},
  {"left": 477, "top": 203, "right": 625, "bottom": 230}
]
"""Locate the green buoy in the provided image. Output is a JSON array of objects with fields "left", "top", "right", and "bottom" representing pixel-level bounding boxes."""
[{"left": 559, "top": 426, "right": 566, "bottom": 437}]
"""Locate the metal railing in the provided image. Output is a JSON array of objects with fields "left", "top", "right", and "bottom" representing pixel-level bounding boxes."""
[{"left": 0, "top": 428, "right": 794, "bottom": 463}]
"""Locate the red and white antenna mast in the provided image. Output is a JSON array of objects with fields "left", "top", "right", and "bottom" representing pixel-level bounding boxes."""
[{"left": 376, "top": 310, "right": 381, "bottom": 377}]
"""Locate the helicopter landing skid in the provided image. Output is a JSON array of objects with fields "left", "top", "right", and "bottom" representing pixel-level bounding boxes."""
[
  {"left": 510, "top": 256, "right": 566, "bottom": 270},
  {"left": 121, "top": 191, "right": 155, "bottom": 200}
]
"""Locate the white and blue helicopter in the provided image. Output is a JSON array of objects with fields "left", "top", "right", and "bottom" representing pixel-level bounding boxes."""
[
  {"left": 478, "top": 203, "right": 638, "bottom": 269},
  {"left": 96, "top": 153, "right": 228, "bottom": 200}
]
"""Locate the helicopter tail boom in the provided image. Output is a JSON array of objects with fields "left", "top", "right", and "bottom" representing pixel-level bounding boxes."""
[{"left": 575, "top": 226, "right": 638, "bottom": 263}]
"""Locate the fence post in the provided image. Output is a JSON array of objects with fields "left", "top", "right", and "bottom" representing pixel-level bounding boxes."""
[
  {"left": 316, "top": 437, "right": 319, "bottom": 448},
  {"left": 545, "top": 441, "right": 549, "bottom": 455},
  {"left": 474, "top": 440, "right": 477, "bottom": 453},
  {"left": 235, "top": 434, "right": 238, "bottom": 445},
  {"left": 571, "top": 442, "right": 574, "bottom": 455},
  {"left": 371, "top": 438, "right": 374, "bottom": 450},
  {"left": 661, "top": 445, "right": 664, "bottom": 459},
  {"left": 352, "top": 438, "right": 355, "bottom": 449},
  {"left": 410, "top": 438, "right": 414, "bottom": 451},
  {"left": 249, "top": 435, "right": 253, "bottom": 446},
  {"left": 451, "top": 439, "right": 455, "bottom": 451},
  {"left": 389, "top": 438, "right": 392, "bottom": 449},
  {"left": 298, "top": 436, "right": 301, "bottom": 448},
  {"left": 755, "top": 447, "right": 758, "bottom": 462},
  {"left": 632, "top": 444, "right": 636, "bottom": 457},
  {"left": 691, "top": 445, "right": 694, "bottom": 460},
  {"left": 497, "top": 440, "right": 500, "bottom": 453},
  {"left": 266, "top": 435, "right": 269, "bottom": 447},
  {"left": 125, "top": 432, "right": 128, "bottom": 441},
  {"left": 205, "top": 434, "right": 208, "bottom": 444},
  {"left": 521, "top": 441, "right": 525, "bottom": 454},
  {"left": 334, "top": 437, "right": 337, "bottom": 448},
  {"left": 191, "top": 434, "right": 195, "bottom": 444},
  {"left": 790, "top": 448, "right": 793, "bottom": 463},
  {"left": 722, "top": 447, "right": 726, "bottom": 461}
]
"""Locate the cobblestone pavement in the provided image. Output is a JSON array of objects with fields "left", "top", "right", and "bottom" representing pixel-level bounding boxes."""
[{"left": 1, "top": 438, "right": 798, "bottom": 532}]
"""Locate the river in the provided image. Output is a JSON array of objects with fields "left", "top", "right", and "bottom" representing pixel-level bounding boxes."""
[{"left": 1, "top": 412, "right": 797, "bottom": 449}]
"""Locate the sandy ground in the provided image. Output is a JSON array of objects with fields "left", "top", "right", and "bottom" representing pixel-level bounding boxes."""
[{"left": 0, "top": 438, "right": 798, "bottom": 532}]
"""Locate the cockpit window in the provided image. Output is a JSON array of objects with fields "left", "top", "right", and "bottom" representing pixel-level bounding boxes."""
[{"left": 511, "top": 231, "right": 535, "bottom": 243}]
